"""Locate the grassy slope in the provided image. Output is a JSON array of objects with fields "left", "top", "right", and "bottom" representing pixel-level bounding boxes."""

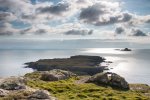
[{"left": 24, "top": 72, "right": 150, "bottom": 100}]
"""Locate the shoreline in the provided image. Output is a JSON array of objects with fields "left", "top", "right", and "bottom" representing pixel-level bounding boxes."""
[{"left": 0, "top": 55, "right": 150, "bottom": 99}]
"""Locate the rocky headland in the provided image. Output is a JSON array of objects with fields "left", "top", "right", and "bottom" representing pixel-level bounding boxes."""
[
  {"left": 25, "top": 55, "right": 107, "bottom": 75},
  {"left": 0, "top": 55, "right": 150, "bottom": 100}
]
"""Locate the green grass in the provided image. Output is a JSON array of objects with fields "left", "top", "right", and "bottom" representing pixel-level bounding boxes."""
[{"left": 25, "top": 73, "right": 150, "bottom": 100}]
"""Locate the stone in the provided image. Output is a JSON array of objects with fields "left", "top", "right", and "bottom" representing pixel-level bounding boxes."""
[
  {"left": 86, "top": 72, "right": 129, "bottom": 90},
  {"left": 0, "top": 77, "right": 26, "bottom": 90},
  {"left": 40, "top": 69, "right": 76, "bottom": 81},
  {"left": 0, "top": 89, "right": 9, "bottom": 97},
  {"left": 28, "top": 90, "right": 56, "bottom": 100}
]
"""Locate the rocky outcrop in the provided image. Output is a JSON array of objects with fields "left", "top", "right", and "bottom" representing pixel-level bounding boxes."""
[
  {"left": 0, "top": 77, "right": 26, "bottom": 90},
  {"left": 0, "top": 77, "right": 57, "bottom": 99},
  {"left": 121, "top": 48, "right": 131, "bottom": 51},
  {"left": 40, "top": 69, "right": 76, "bottom": 81},
  {"left": 25, "top": 55, "right": 106, "bottom": 75},
  {"left": 0, "top": 89, "right": 9, "bottom": 97},
  {"left": 86, "top": 72, "right": 129, "bottom": 90},
  {"left": 116, "top": 48, "right": 131, "bottom": 51},
  {"left": 28, "top": 90, "right": 57, "bottom": 100}
]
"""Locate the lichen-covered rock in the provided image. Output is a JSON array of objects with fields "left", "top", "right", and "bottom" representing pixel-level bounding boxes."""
[
  {"left": 28, "top": 90, "right": 56, "bottom": 100},
  {"left": 109, "top": 73, "right": 129, "bottom": 89},
  {"left": 0, "top": 77, "right": 26, "bottom": 90},
  {"left": 0, "top": 89, "right": 9, "bottom": 97},
  {"left": 40, "top": 69, "right": 76, "bottom": 81},
  {"left": 86, "top": 72, "right": 129, "bottom": 90}
]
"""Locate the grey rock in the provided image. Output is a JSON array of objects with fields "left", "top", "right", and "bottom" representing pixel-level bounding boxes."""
[
  {"left": 28, "top": 90, "right": 56, "bottom": 100},
  {"left": 0, "top": 89, "right": 9, "bottom": 97},
  {"left": 86, "top": 72, "right": 129, "bottom": 90},
  {"left": 40, "top": 69, "right": 76, "bottom": 81},
  {"left": 0, "top": 77, "right": 26, "bottom": 90}
]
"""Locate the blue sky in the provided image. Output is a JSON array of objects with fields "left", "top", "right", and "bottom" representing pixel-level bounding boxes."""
[{"left": 0, "top": 0, "right": 150, "bottom": 39}]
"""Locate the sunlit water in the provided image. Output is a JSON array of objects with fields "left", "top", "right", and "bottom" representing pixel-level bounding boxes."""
[
  {"left": 0, "top": 39, "right": 150, "bottom": 85},
  {"left": 83, "top": 48, "right": 150, "bottom": 85}
]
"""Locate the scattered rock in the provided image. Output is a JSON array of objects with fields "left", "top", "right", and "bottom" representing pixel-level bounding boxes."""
[
  {"left": 86, "top": 72, "right": 129, "bottom": 90},
  {"left": 40, "top": 69, "right": 76, "bottom": 81},
  {"left": 28, "top": 90, "right": 56, "bottom": 100},
  {"left": 0, "top": 77, "right": 26, "bottom": 90},
  {"left": 0, "top": 89, "right": 9, "bottom": 97}
]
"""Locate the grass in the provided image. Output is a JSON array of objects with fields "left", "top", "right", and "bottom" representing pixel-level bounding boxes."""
[{"left": 24, "top": 73, "right": 150, "bottom": 100}]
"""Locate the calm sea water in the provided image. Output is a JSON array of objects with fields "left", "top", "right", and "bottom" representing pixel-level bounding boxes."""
[{"left": 0, "top": 39, "right": 150, "bottom": 85}]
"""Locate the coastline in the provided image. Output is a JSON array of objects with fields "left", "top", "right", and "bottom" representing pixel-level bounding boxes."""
[{"left": 0, "top": 55, "right": 150, "bottom": 99}]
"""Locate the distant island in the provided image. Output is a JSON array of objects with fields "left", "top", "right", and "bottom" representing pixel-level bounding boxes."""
[
  {"left": 115, "top": 48, "right": 132, "bottom": 51},
  {"left": 25, "top": 55, "right": 107, "bottom": 75}
]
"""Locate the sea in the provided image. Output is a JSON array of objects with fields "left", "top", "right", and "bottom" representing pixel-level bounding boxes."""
[{"left": 0, "top": 39, "right": 150, "bottom": 85}]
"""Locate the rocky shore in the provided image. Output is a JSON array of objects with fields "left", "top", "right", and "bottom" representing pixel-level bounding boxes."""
[
  {"left": 0, "top": 55, "right": 150, "bottom": 100},
  {"left": 25, "top": 55, "right": 107, "bottom": 75},
  {"left": 0, "top": 69, "right": 150, "bottom": 99}
]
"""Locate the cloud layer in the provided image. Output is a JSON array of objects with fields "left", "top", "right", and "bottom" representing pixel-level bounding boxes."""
[{"left": 0, "top": 0, "right": 149, "bottom": 37}]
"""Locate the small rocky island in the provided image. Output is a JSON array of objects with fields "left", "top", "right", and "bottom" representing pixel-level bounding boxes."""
[
  {"left": 25, "top": 55, "right": 106, "bottom": 75},
  {"left": 115, "top": 48, "right": 132, "bottom": 51},
  {"left": 0, "top": 55, "right": 150, "bottom": 100}
]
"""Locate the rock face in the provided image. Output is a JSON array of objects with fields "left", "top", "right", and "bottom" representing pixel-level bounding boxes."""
[
  {"left": 40, "top": 69, "right": 76, "bottom": 81},
  {"left": 86, "top": 72, "right": 129, "bottom": 90},
  {"left": 0, "top": 77, "right": 26, "bottom": 90},
  {"left": 0, "top": 89, "right": 9, "bottom": 97},
  {"left": 28, "top": 90, "right": 56, "bottom": 100}
]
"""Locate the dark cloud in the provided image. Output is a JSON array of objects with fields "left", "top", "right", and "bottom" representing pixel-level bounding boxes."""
[
  {"left": 35, "top": 29, "right": 47, "bottom": 34},
  {"left": 122, "top": 13, "right": 132, "bottom": 22},
  {"left": 115, "top": 27, "right": 125, "bottom": 34},
  {"left": 79, "top": 3, "right": 133, "bottom": 26},
  {"left": 0, "top": 12, "right": 15, "bottom": 22},
  {"left": 0, "top": 22, "right": 17, "bottom": 35},
  {"left": 0, "top": 12, "right": 10, "bottom": 20},
  {"left": 20, "top": 28, "right": 32, "bottom": 35},
  {"left": 37, "top": 2, "right": 70, "bottom": 15},
  {"left": 131, "top": 29, "right": 147, "bottom": 36},
  {"left": 0, "top": 32, "right": 13, "bottom": 36},
  {"left": 95, "top": 13, "right": 133, "bottom": 26},
  {"left": 79, "top": 4, "right": 105, "bottom": 23},
  {"left": 64, "top": 29, "right": 93, "bottom": 35},
  {"left": 20, "top": 28, "right": 47, "bottom": 35}
]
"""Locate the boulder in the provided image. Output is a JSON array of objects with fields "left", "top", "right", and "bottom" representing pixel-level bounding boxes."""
[
  {"left": 86, "top": 72, "right": 129, "bottom": 90},
  {"left": 0, "top": 77, "right": 26, "bottom": 90},
  {"left": 0, "top": 89, "right": 9, "bottom": 97},
  {"left": 40, "top": 69, "right": 76, "bottom": 81},
  {"left": 28, "top": 90, "right": 56, "bottom": 100},
  {"left": 109, "top": 73, "right": 129, "bottom": 89}
]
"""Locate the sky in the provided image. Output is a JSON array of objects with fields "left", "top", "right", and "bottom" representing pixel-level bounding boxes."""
[{"left": 0, "top": 0, "right": 150, "bottom": 39}]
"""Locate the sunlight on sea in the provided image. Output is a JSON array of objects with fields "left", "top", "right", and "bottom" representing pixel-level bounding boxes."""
[{"left": 83, "top": 48, "right": 131, "bottom": 54}]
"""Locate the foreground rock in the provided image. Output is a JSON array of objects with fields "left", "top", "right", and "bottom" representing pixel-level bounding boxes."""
[
  {"left": 0, "top": 77, "right": 57, "bottom": 99},
  {"left": 40, "top": 69, "right": 76, "bottom": 81},
  {"left": 28, "top": 90, "right": 57, "bottom": 100},
  {"left": 0, "top": 89, "right": 9, "bottom": 97},
  {"left": 86, "top": 72, "right": 129, "bottom": 90},
  {"left": 25, "top": 55, "right": 106, "bottom": 75},
  {"left": 0, "top": 77, "right": 26, "bottom": 90}
]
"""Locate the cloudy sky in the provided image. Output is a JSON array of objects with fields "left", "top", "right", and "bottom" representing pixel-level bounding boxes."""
[{"left": 0, "top": 0, "right": 150, "bottom": 39}]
